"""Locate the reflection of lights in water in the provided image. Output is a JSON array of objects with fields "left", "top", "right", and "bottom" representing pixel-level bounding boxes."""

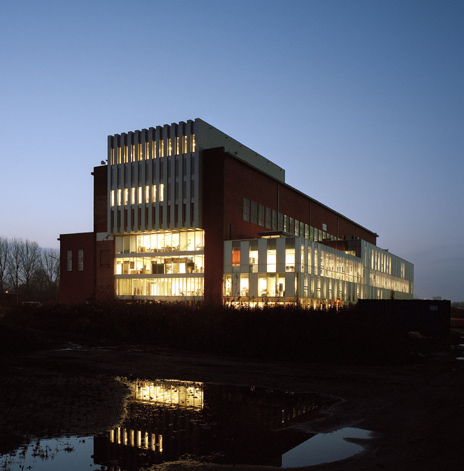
[
  {"left": 110, "top": 426, "right": 162, "bottom": 452},
  {"left": 133, "top": 379, "right": 204, "bottom": 410}
]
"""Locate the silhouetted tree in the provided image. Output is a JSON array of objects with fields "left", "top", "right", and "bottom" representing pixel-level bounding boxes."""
[{"left": 0, "top": 237, "right": 9, "bottom": 292}]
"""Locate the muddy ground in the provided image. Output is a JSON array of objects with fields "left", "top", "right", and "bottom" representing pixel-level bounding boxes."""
[{"left": 1, "top": 330, "right": 463, "bottom": 471}]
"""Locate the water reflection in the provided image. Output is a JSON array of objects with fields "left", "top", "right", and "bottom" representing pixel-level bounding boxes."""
[{"left": 93, "top": 378, "right": 326, "bottom": 469}]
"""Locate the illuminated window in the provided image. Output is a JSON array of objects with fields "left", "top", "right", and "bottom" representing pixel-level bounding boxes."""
[
  {"left": 160, "top": 140, "right": 164, "bottom": 157},
  {"left": 78, "top": 249, "right": 84, "bottom": 271},
  {"left": 117, "top": 146, "right": 121, "bottom": 164},
  {"left": 175, "top": 137, "right": 180, "bottom": 155},
  {"left": 152, "top": 140, "right": 157, "bottom": 159},
  {"left": 138, "top": 143, "right": 143, "bottom": 161},
  {"left": 111, "top": 190, "right": 115, "bottom": 207},
  {"left": 145, "top": 185, "right": 150, "bottom": 203},
  {"left": 159, "top": 183, "right": 164, "bottom": 202},
  {"left": 267, "top": 249, "right": 276, "bottom": 272},
  {"left": 145, "top": 142, "right": 149, "bottom": 160},
  {"left": 249, "top": 242, "right": 258, "bottom": 273},
  {"left": 124, "top": 145, "right": 128, "bottom": 163},
  {"left": 124, "top": 188, "right": 129, "bottom": 206},
  {"left": 167, "top": 138, "right": 172, "bottom": 156},
  {"left": 117, "top": 189, "right": 122, "bottom": 206},
  {"left": 285, "top": 242, "right": 295, "bottom": 272},
  {"left": 191, "top": 134, "right": 196, "bottom": 152},
  {"left": 232, "top": 248, "right": 240, "bottom": 266},
  {"left": 131, "top": 188, "right": 136, "bottom": 205},
  {"left": 183, "top": 135, "right": 187, "bottom": 154},
  {"left": 131, "top": 144, "right": 135, "bottom": 162},
  {"left": 67, "top": 250, "right": 72, "bottom": 271},
  {"left": 110, "top": 148, "right": 115, "bottom": 165},
  {"left": 137, "top": 187, "right": 142, "bottom": 205}
]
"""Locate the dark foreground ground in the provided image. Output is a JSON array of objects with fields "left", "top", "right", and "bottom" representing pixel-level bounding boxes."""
[{"left": 1, "top": 327, "right": 463, "bottom": 471}]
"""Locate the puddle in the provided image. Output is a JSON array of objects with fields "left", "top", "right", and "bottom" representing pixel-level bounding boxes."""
[
  {"left": 0, "top": 436, "right": 98, "bottom": 471},
  {"left": 0, "top": 378, "right": 373, "bottom": 470},
  {"left": 282, "top": 427, "right": 373, "bottom": 467}
]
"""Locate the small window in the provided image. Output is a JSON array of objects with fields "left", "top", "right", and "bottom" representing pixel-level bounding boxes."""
[
  {"left": 78, "top": 250, "right": 84, "bottom": 271},
  {"left": 265, "top": 207, "right": 271, "bottom": 229},
  {"left": 258, "top": 205, "right": 264, "bottom": 226},
  {"left": 67, "top": 250, "right": 72, "bottom": 271},
  {"left": 243, "top": 198, "right": 250, "bottom": 222},
  {"left": 251, "top": 201, "right": 257, "bottom": 224}
]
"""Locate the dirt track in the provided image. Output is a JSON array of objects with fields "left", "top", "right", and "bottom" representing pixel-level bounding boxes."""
[{"left": 1, "top": 333, "right": 463, "bottom": 470}]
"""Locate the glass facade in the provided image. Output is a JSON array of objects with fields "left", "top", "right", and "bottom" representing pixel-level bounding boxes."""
[
  {"left": 223, "top": 236, "right": 414, "bottom": 308},
  {"left": 115, "top": 230, "right": 204, "bottom": 300}
]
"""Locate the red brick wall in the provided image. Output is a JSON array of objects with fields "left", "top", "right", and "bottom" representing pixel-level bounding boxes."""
[{"left": 59, "top": 232, "right": 95, "bottom": 304}]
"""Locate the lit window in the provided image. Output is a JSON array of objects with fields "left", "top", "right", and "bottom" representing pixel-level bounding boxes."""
[
  {"left": 67, "top": 250, "right": 72, "bottom": 271},
  {"left": 232, "top": 248, "right": 240, "bottom": 266},
  {"left": 131, "top": 144, "right": 135, "bottom": 162},
  {"left": 110, "top": 148, "right": 115, "bottom": 165},
  {"left": 117, "top": 189, "right": 122, "bottom": 206},
  {"left": 111, "top": 190, "right": 115, "bottom": 207},
  {"left": 183, "top": 135, "right": 187, "bottom": 154},
  {"left": 167, "top": 138, "right": 172, "bottom": 156},
  {"left": 145, "top": 142, "right": 149, "bottom": 160},
  {"left": 159, "top": 183, "right": 164, "bottom": 202},
  {"left": 117, "top": 147, "right": 121, "bottom": 164},
  {"left": 131, "top": 188, "right": 135, "bottom": 205},
  {"left": 175, "top": 137, "right": 180, "bottom": 155},
  {"left": 160, "top": 140, "right": 164, "bottom": 157},
  {"left": 191, "top": 134, "right": 196, "bottom": 152},
  {"left": 124, "top": 188, "right": 129, "bottom": 206},
  {"left": 78, "top": 249, "right": 84, "bottom": 271},
  {"left": 138, "top": 143, "right": 143, "bottom": 161},
  {"left": 138, "top": 187, "right": 142, "bottom": 204},
  {"left": 152, "top": 141, "right": 157, "bottom": 159},
  {"left": 145, "top": 185, "right": 150, "bottom": 203}
]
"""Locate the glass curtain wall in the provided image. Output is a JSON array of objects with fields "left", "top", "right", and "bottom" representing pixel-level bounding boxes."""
[{"left": 115, "top": 230, "right": 204, "bottom": 300}]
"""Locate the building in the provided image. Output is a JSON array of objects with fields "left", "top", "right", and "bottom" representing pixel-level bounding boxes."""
[{"left": 59, "top": 118, "right": 414, "bottom": 306}]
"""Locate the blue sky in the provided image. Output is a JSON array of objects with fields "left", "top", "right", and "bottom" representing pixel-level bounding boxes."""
[{"left": 1, "top": 0, "right": 462, "bottom": 301}]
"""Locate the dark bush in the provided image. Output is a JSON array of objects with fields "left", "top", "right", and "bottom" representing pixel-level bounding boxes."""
[{"left": 1, "top": 301, "right": 444, "bottom": 365}]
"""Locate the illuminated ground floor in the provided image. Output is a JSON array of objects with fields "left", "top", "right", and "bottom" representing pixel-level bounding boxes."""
[{"left": 111, "top": 230, "right": 413, "bottom": 307}]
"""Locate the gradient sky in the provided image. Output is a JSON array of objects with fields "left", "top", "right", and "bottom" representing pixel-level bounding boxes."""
[{"left": 1, "top": 0, "right": 462, "bottom": 301}]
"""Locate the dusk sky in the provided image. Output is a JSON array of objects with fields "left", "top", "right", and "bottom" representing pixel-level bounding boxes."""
[{"left": 1, "top": 0, "right": 462, "bottom": 301}]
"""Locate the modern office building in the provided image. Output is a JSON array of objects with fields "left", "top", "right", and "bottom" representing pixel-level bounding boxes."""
[{"left": 59, "top": 118, "right": 414, "bottom": 306}]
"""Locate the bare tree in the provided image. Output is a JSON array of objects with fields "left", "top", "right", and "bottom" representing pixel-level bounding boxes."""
[
  {"left": 19, "top": 239, "right": 41, "bottom": 299},
  {"left": 8, "top": 238, "right": 23, "bottom": 292},
  {"left": 0, "top": 237, "right": 9, "bottom": 292},
  {"left": 41, "top": 248, "right": 60, "bottom": 286}
]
